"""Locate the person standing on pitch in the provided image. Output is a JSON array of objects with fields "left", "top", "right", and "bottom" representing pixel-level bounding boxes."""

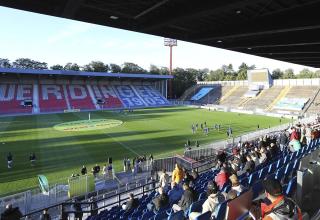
[
  {"left": 7, "top": 152, "right": 13, "bottom": 169},
  {"left": 29, "top": 152, "right": 36, "bottom": 166}
]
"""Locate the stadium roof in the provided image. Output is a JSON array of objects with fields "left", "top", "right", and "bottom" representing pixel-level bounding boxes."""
[
  {"left": 1, "top": 0, "right": 320, "bottom": 68},
  {"left": 0, "top": 67, "right": 173, "bottom": 80}
]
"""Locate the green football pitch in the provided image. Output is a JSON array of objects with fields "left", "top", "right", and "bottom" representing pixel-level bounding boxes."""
[{"left": 0, "top": 106, "right": 288, "bottom": 196}]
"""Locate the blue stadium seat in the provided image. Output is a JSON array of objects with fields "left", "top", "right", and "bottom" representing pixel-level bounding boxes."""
[
  {"left": 167, "top": 210, "right": 184, "bottom": 220},
  {"left": 275, "top": 166, "right": 286, "bottom": 181},
  {"left": 248, "top": 171, "right": 259, "bottom": 186},
  {"left": 198, "top": 192, "right": 207, "bottom": 200},
  {"left": 240, "top": 177, "right": 249, "bottom": 187},
  {"left": 153, "top": 211, "right": 168, "bottom": 220},
  {"left": 252, "top": 180, "right": 264, "bottom": 200},
  {"left": 258, "top": 167, "right": 268, "bottom": 180},
  {"left": 285, "top": 176, "right": 297, "bottom": 197},
  {"left": 195, "top": 211, "right": 211, "bottom": 220},
  {"left": 267, "top": 163, "right": 276, "bottom": 174},
  {"left": 214, "top": 201, "right": 228, "bottom": 220},
  {"left": 187, "top": 199, "right": 205, "bottom": 217},
  {"left": 139, "top": 211, "right": 155, "bottom": 220}
]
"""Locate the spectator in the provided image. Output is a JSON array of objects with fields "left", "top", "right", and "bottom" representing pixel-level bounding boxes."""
[
  {"left": 270, "top": 143, "right": 279, "bottom": 157},
  {"left": 1, "top": 204, "right": 22, "bottom": 220},
  {"left": 183, "top": 168, "right": 194, "bottom": 184},
  {"left": 243, "top": 155, "right": 255, "bottom": 174},
  {"left": 90, "top": 197, "right": 98, "bottom": 216},
  {"left": 172, "top": 182, "right": 196, "bottom": 213},
  {"left": 260, "top": 179, "right": 302, "bottom": 220},
  {"left": 81, "top": 165, "right": 87, "bottom": 175},
  {"left": 127, "top": 158, "right": 131, "bottom": 172},
  {"left": 215, "top": 167, "right": 229, "bottom": 190},
  {"left": 290, "top": 127, "right": 299, "bottom": 141},
  {"left": 39, "top": 209, "right": 51, "bottom": 220},
  {"left": 168, "top": 182, "right": 183, "bottom": 204},
  {"left": 229, "top": 174, "right": 244, "bottom": 194},
  {"left": 92, "top": 164, "right": 100, "bottom": 177},
  {"left": 226, "top": 189, "right": 238, "bottom": 200},
  {"left": 7, "top": 152, "right": 13, "bottom": 169},
  {"left": 289, "top": 138, "right": 301, "bottom": 152},
  {"left": 279, "top": 132, "right": 288, "bottom": 151},
  {"left": 73, "top": 200, "right": 83, "bottom": 220},
  {"left": 189, "top": 181, "right": 225, "bottom": 220},
  {"left": 251, "top": 152, "right": 260, "bottom": 167},
  {"left": 159, "top": 169, "right": 170, "bottom": 190},
  {"left": 305, "top": 125, "right": 312, "bottom": 145},
  {"left": 147, "top": 187, "right": 169, "bottom": 212},
  {"left": 172, "top": 164, "right": 184, "bottom": 184},
  {"left": 29, "top": 152, "right": 36, "bottom": 166},
  {"left": 102, "top": 164, "right": 107, "bottom": 178},
  {"left": 123, "top": 157, "right": 127, "bottom": 172},
  {"left": 259, "top": 147, "right": 268, "bottom": 164},
  {"left": 122, "top": 193, "right": 139, "bottom": 213},
  {"left": 190, "top": 169, "right": 199, "bottom": 181},
  {"left": 107, "top": 163, "right": 113, "bottom": 179}
]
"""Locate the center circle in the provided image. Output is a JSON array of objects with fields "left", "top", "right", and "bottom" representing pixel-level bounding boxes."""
[{"left": 53, "top": 119, "right": 123, "bottom": 131}]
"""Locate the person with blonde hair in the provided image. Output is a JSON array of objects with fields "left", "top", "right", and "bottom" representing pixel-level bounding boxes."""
[{"left": 172, "top": 164, "right": 184, "bottom": 184}]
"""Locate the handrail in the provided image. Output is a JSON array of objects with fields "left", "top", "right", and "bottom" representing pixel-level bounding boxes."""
[{"left": 22, "top": 155, "right": 217, "bottom": 217}]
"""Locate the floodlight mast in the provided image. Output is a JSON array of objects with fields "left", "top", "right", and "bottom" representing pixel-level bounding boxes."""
[{"left": 164, "top": 38, "right": 177, "bottom": 99}]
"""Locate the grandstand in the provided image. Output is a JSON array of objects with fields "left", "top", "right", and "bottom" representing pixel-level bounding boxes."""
[{"left": 0, "top": 68, "right": 171, "bottom": 115}]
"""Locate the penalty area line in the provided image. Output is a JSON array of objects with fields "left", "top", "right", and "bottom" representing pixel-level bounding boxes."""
[{"left": 103, "top": 132, "right": 141, "bottom": 157}]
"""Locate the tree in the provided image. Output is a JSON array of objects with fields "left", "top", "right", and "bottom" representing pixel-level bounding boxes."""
[
  {"left": 297, "top": 68, "right": 314, "bottom": 78},
  {"left": 283, "top": 68, "right": 295, "bottom": 79},
  {"left": 121, "top": 62, "right": 147, "bottom": 73},
  {"left": 83, "top": 61, "right": 109, "bottom": 72},
  {"left": 149, "top": 64, "right": 160, "bottom": 74},
  {"left": 13, "top": 58, "right": 47, "bottom": 69},
  {"left": 64, "top": 62, "right": 80, "bottom": 71},
  {"left": 159, "top": 67, "right": 169, "bottom": 75},
  {"left": 0, "top": 58, "right": 11, "bottom": 68},
  {"left": 314, "top": 70, "right": 320, "bottom": 78},
  {"left": 50, "top": 64, "right": 63, "bottom": 70},
  {"left": 271, "top": 68, "right": 284, "bottom": 79},
  {"left": 172, "top": 67, "right": 197, "bottom": 98},
  {"left": 109, "top": 63, "right": 121, "bottom": 73},
  {"left": 236, "top": 63, "right": 255, "bottom": 80},
  {"left": 197, "top": 68, "right": 209, "bottom": 81},
  {"left": 207, "top": 69, "right": 224, "bottom": 81}
]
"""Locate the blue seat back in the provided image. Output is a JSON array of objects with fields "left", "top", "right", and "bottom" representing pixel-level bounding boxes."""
[
  {"left": 167, "top": 210, "right": 184, "bottom": 220},
  {"left": 195, "top": 211, "right": 211, "bottom": 220},
  {"left": 154, "top": 211, "right": 167, "bottom": 220},
  {"left": 215, "top": 201, "right": 228, "bottom": 220},
  {"left": 285, "top": 176, "right": 297, "bottom": 197}
]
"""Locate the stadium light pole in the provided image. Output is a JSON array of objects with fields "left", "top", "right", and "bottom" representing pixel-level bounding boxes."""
[{"left": 164, "top": 38, "right": 177, "bottom": 99}]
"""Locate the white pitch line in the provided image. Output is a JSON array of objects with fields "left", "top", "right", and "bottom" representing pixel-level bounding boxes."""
[{"left": 104, "top": 132, "right": 141, "bottom": 157}]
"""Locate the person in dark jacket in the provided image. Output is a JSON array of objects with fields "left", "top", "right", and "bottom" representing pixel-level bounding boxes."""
[
  {"left": 168, "top": 182, "right": 183, "bottom": 204},
  {"left": 243, "top": 155, "right": 255, "bottom": 174},
  {"left": 39, "top": 209, "right": 51, "bottom": 220},
  {"left": 1, "top": 204, "right": 22, "bottom": 220},
  {"left": 122, "top": 193, "right": 139, "bottom": 213},
  {"left": 147, "top": 187, "right": 169, "bottom": 212},
  {"left": 172, "top": 182, "right": 196, "bottom": 212},
  {"left": 72, "top": 199, "right": 83, "bottom": 220},
  {"left": 80, "top": 165, "right": 87, "bottom": 175}
]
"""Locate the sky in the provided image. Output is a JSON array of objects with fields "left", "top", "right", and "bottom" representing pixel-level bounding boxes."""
[{"left": 0, "top": 6, "right": 318, "bottom": 73}]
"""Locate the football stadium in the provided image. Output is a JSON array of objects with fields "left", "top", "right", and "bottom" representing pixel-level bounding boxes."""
[{"left": 1, "top": 1, "right": 320, "bottom": 220}]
